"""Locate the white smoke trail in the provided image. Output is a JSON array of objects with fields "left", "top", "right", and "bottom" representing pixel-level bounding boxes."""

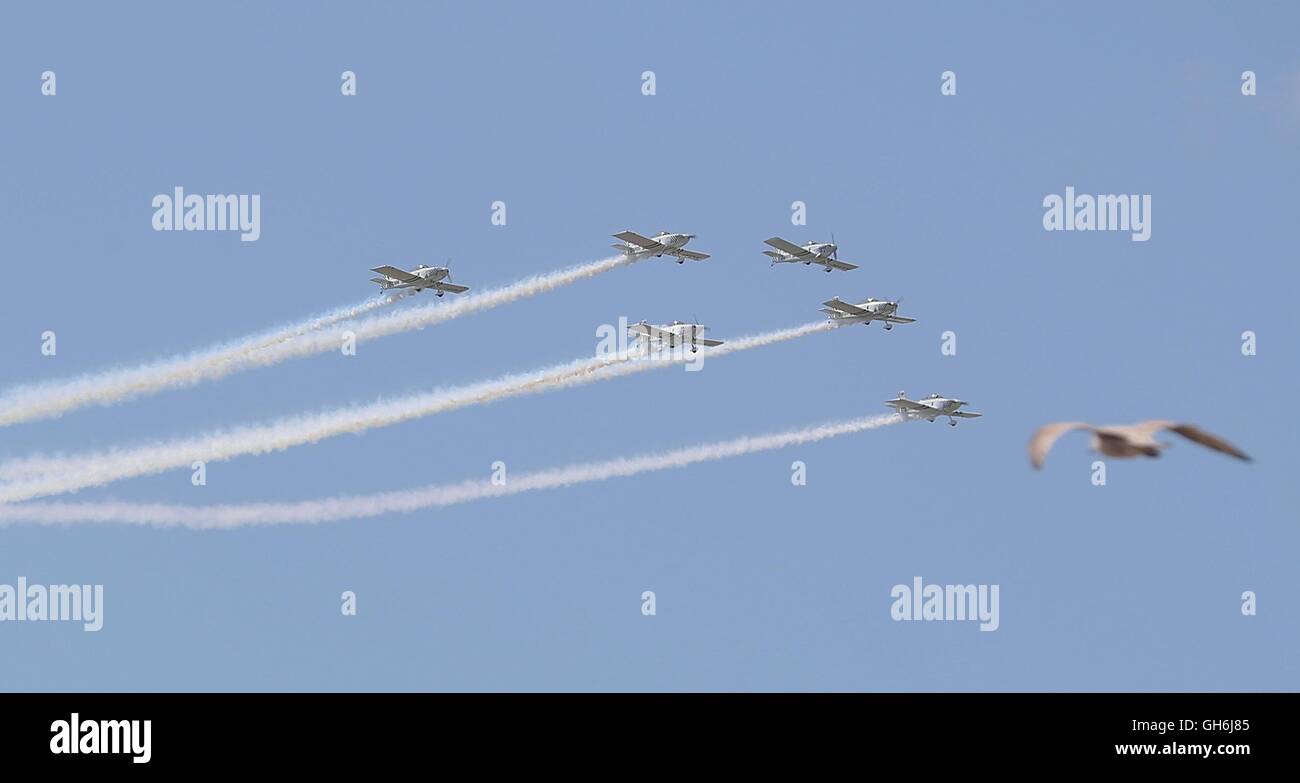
[
  {"left": 186, "top": 254, "right": 635, "bottom": 377},
  {"left": 0, "top": 255, "right": 631, "bottom": 428},
  {"left": 0, "top": 413, "right": 902, "bottom": 528},
  {"left": 0, "top": 321, "right": 838, "bottom": 502},
  {"left": 0, "top": 293, "right": 403, "bottom": 428}
]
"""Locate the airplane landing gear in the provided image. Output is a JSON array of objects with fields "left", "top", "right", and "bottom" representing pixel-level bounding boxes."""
[{"left": 948, "top": 419, "right": 957, "bottom": 427}]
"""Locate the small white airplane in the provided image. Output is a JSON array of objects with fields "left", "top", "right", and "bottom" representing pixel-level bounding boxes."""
[
  {"left": 821, "top": 297, "right": 915, "bottom": 330},
  {"left": 762, "top": 236, "right": 858, "bottom": 272},
  {"left": 369, "top": 263, "right": 469, "bottom": 297},
  {"left": 886, "top": 392, "right": 983, "bottom": 426},
  {"left": 627, "top": 320, "right": 724, "bottom": 353},
  {"left": 612, "top": 230, "right": 710, "bottom": 263}
]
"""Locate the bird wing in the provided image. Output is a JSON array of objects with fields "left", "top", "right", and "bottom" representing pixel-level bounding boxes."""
[
  {"left": 1028, "top": 422, "right": 1093, "bottom": 470},
  {"left": 1166, "top": 423, "right": 1252, "bottom": 462},
  {"left": 1119, "top": 419, "right": 1177, "bottom": 440}
]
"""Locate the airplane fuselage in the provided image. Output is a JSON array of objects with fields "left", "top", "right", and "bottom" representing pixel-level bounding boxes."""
[
  {"left": 914, "top": 398, "right": 966, "bottom": 414},
  {"left": 773, "top": 242, "right": 836, "bottom": 263},
  {"left": 619, "top": 233, "right": 691, "bottom": 257},
  {"left": 631, "top": 321, "right": 709, "bottom": 343},
  {"left": 634, "top": 233, "right": 689, "bottom": 255},
  {"left": 830, "top": 300, "right": 897, "bottom": 323},
  {"left": 377, "top": 266, "right": 448, "bottom": 290}
]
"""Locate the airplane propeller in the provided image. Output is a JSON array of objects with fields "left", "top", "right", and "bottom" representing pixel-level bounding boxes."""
[{"left": 691, "top": 313, "right": 707, "bottom": 339}]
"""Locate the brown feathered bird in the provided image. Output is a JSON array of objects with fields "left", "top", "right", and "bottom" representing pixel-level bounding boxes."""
[{"left": 1028, "top": 420, "right": 1251, "bottom": 469}]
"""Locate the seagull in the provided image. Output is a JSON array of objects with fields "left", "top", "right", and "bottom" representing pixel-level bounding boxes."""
[{"left": 1028, "top": 420, "right": 1251, "bottom": 470}]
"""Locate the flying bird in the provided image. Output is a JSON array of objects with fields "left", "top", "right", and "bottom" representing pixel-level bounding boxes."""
[{"left": 1028, "top": 420, "right": 1251, "bottom": 469}]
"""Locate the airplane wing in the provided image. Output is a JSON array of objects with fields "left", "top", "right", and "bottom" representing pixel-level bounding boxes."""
[
  {"left": 952, "top": 411, "right": 983, "bottom": 419},
  {"left": 371, "top": 265, "right": 422, "bottom": 284},
  {"left": 438, "top": 283, "right": 470, "bottom": 294},
  {"left": 884, "top": 315, "right": 916, "bottom": 324},
  {"left": 763, "top": 237, "right": 809, "bottom": 258},
  {"left": 697, "top": 338, "right": 724, "bottom": 347},
  {"left": 675, "top": 249, "right": 710, "bottom": 261},
  {"left": 613, "top": 231, "right": 664, "bottom": 251},
  {"left": 827, "top": 258, "right": 859, "bottom": 271},
  {"left": 885, "top": 397, "right": 926, "bottom": 410},
  {"left": 628, "top": 323, "right": 673, "bottom": 341},
  {"left": 822, "top": 298, "right": 870, "bottom": 316}
]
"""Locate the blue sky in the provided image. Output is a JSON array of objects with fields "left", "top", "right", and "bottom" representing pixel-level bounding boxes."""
[{"left": 0, "top": 1, "right": 1296, "bottom": 690}]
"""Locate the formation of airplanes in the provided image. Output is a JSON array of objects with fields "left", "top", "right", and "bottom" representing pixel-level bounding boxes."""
[
  {"left": 369, "top": 229, "right": 865, "bottom": 293},
  {"left": 360, "top": 225, "right": 1258, "bottom": 473},
  {"left": 366, "top": 229, "right": 978, "bottom": 425}
]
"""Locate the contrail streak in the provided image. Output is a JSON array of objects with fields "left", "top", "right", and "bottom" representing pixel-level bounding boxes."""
[
  {"left": 0, "top": 294, "right": 403, "bottom": 427},
  {"left": 0, "top": 255, "right": 631, "bottom": 428},
  {"left": 0, "top": 413, "right": 902, "bottom": 528},
  {"left": 0, "top": 321, "right": 838, "bottom": 502}
]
